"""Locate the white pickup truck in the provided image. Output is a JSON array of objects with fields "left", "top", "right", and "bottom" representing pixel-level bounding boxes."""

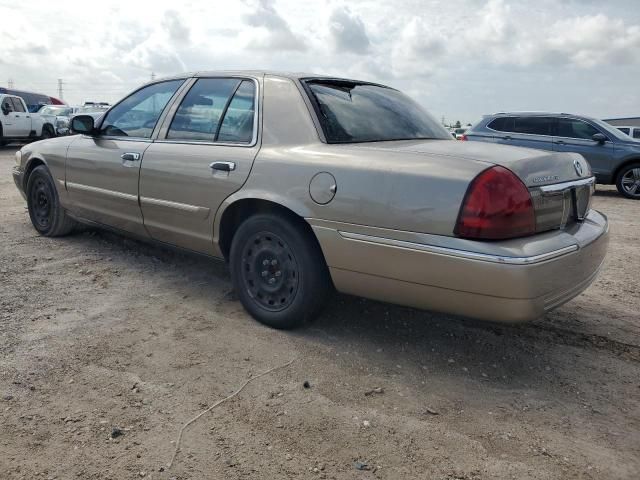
[{"left": 0, "top": 94, "right": 55, "bottom": 146}]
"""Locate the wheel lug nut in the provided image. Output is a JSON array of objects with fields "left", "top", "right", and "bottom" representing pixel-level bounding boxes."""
[
  {"left": 261, "top": 271, "right": 268, "bottom": 277},
  {"left": 262, "top": 259, "right": 269, "bottom": 266},
  {"left": 275, "top": 271, "right": 282, "bottom": 277},
  {"left": 271, "top": 259, "right": 278, "bottom": 266},
  {"left": 268, "top": 278, "right": 276, "bottom": 285}
]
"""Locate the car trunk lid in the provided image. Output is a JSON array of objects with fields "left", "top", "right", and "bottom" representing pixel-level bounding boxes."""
[{"left": 349, "top": 139, "right": 595, "bottom": 234}]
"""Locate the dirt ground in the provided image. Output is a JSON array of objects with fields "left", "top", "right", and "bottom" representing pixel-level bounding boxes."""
[{"left": 0, "top": 145, "right": 638, "bottom": 480}]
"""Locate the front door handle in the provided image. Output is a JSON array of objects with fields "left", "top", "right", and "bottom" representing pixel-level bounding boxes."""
[
  {"left": 121, "top": 152, "right": 141, "bottom": 162},
  {"left": 209, "top": 161, "right": 236, "bottom": 172},
  {"left": 554, "top": 140, "right": 566, "bottom": 145},
  {"left": 503, "top": 135, "right": 512, "bottom": 140}
]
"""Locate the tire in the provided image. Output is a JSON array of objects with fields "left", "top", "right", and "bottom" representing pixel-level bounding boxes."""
[
  {"left": 615, "top": 162, "right": 640, "bottom": 200},
  {"left": 40, "top": 126, "right": 54, "bottom": 140},
  {"left": 229, "top": 212, "right": 331, "bottom": 329},
  {"left": 26, "top": 165, "right": 77, "bottom": 236}
]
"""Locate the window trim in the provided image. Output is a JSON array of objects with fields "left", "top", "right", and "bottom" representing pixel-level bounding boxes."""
[
  {"left": 156, "top": 76, "right": 260, "bottom": 148},
  {"left": 486, "top": 115, "right": 612, "bottom": 143},
  {"left": 93, "top": 78, "right": 190, "bottom": 142}
]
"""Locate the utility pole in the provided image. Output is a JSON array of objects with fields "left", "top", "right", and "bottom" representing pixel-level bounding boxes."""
[
  {"left": 57, "top": 78, "right": 64, "bottom": 100},
  {"left": 8, "top": 78, "right": 14, "bottom": 89}
]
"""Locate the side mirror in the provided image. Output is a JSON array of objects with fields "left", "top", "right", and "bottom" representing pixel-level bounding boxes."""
[
  {"left": 70, "top": 115, "right": 95, "bottom": 135},
  {"left": 2, "top": 105, "right": 10, "bottom": 116},
  {"left": 592, "top": 133, "right": 607, "bottom": 144}
]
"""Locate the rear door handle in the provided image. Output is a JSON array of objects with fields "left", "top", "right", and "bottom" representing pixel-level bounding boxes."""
[
  {"left": 209, "top": 161, "right": 236, "bottom": 172},
  {"left": 503, "top": 135, "right": 512, "bottom": 140},
  {"left": 121, "top": 152, "right": 141, "bottom": 162},
  {"left": 554, "top": 140, "right": 566, "bottom": 145}
]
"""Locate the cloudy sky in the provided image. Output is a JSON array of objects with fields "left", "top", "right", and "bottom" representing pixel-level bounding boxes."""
[{"left": 1, "top": 0, "right": 639, "bottom": 124}]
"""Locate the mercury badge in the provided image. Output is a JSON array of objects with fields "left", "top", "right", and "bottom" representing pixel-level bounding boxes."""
[{"left": 574, "top": 159, "right": 584, "bottom": 176}]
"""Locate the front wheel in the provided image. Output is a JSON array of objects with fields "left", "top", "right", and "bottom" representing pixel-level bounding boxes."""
[
  {"left": 229, "top": 212, "right": 331, "bottom": 329},
  {"left": 40, "top": 126, "right": 54, "bottom": 140},
  {"left": 615, "top": 163, "right": 640, "bottom": 199},
  {"left": 26, "top": 165, "right": 77, "bottom": 236}
]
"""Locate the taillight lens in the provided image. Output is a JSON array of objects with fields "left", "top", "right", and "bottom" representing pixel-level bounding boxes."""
[
  {"left": 455, "top": 166, "right": 535, "bottom": 240},
  {"left": 459, "top": 134, "right": 468, "bottom": 141}
]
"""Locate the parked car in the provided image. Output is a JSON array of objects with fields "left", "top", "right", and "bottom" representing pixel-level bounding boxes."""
[
  {"left": 38, "top": 105, "right": 79, "bottom": 136},
  {"left": 465, "top": 112, "right": 640, "bottom": 199},
  {"left": 0, "top": 94, "right": 55, "bottom": 145},
  {"left": 12, "top": 72, "right": 608, "bottom": 329},
  {"left": 616, "top": 126, "right": 640, "bottom": 140},
  {"left": 0, "top": 87, "right": 65, "bottom": 113},
  {"left": 453, "top": 127, "right": 467, "bottom": 140}
]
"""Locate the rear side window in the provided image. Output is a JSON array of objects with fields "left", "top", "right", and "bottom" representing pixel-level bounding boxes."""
[
  {"left": 557, "top": 119, "right": 599, "bottom": 139},
  {"left": 487, "top": 117, "right": 514, "bottom": 132},
  {"left": 10, "top": 97, "right": 25, "bottom": 112},
  {"left": 634, "top": 129, "right": 640, "bottom": 139},
  {"left": 512, "top": 117, "right": 554, "bottom": 136},
  {"left": 167, "top": 78, "right": 241, "bottom": 142},
  {"left": 618, "top": 127, "right": 631, "bottom": 135},
  {"left": 216, "top": 80, "right": 256, "bottom": 143}
]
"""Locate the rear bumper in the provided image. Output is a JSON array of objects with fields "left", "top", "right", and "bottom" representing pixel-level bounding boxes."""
[{"left": 310, "top": 211, "right": 609, "bottom": 323}]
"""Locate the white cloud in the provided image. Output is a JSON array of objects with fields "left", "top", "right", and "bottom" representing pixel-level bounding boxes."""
[
  {"left": 328, "top": 7, "right": 371, "bottom": 54},
  {"left": 243, "top": 0, "right": 307, "bottom": 51},
  {"left": 0, "top": 0, "right": 638, "bottom": 122}
]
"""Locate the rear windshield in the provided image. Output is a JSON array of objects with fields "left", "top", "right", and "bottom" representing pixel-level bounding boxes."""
[{"left": 303, "top": 79, "right": 451, "bottom": 143}]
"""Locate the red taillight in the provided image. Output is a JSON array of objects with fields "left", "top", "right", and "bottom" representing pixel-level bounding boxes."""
[
  {"left": 459, "top": 134, "right": 468, "bottom": 141},
  {"left": 455, "top": 166, "right": 535, "bottom": 240}
]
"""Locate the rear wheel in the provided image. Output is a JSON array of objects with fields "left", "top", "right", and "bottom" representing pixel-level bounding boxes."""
[
  {"left": 26, "top": 165, "right": 77, "bottom": 236},
  {"left": 615, "top": 163, "right": 640, "bottom": 199},
  {"left": 229, "top": 212, "right": 331, "bottom": 329}
]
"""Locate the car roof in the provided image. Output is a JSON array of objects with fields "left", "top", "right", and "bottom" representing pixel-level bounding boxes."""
[
  {"left": 486, "top": 111, "right": 599, "bottom": 121},
  {"left": 149, "top": 70, "right": 388, "bottom": 87}
]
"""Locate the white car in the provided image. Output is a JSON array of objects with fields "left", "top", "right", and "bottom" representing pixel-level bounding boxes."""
[
  {"left": 616, "top": 126, "right": 640, "bottom": 140},
  {"left": 38, "top": 105, "right": 80, "bottom": 136},
  {"left": 0, "top": 94, "right": 54, "bottom": 145}
]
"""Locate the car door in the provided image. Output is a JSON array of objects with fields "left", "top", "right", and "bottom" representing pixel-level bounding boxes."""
[
  {"left": 553, "top": 118, "right": 614, "bottom": 178},
  {"left": 9, "top": 97, "right": 32, "bottom": 135},
  {"left": 139, "top": 76, "right": 261, "bottom": 255},
  {"left": 65, "top": 79, "right": 187, "bottom": 236},
  {"left": 493, "top": 116, "right": 554, "bottom": 151},
  {"left": 1, "top": 97, "right": 26, "bottom": 137}
]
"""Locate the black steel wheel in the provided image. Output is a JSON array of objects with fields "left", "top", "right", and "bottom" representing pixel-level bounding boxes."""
[
  {"left": 229, "top": 212, "right": 331, "bottom": 329},
  {"left": 240, "top": 231, "right": 300, "bottom": 312},
  {"left": 26, "top": 165, "right": 77, "bottom": 236}
]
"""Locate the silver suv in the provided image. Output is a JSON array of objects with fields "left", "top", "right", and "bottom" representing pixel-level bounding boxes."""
[{"left": 466, "top": 112, "right": 640, "bottom": 199}]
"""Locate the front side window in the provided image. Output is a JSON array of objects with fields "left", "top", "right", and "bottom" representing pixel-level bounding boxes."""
[
  {"left": 100, "top": 80, "right": 184, "bottom": 138},
  {"left": 618, "top": 127, "right": 631, "bottom": 135},
  {"left": 167, "top": 78, "right": 241, "bottom": 142},
  {"left": 512, "top": 117, "right": 554, "bottom": 136},
  {"left": 304, "top": 79, "right": 451, "bottom": 143},
  {"left": 2, "top": 97, "right": 13, "bottom": 112},
  {"left": 557, "top": 119, "right": 599, "bottom": 140},
  {"left": 10, "top": 97, "right": 25, "bottom": 112}
]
